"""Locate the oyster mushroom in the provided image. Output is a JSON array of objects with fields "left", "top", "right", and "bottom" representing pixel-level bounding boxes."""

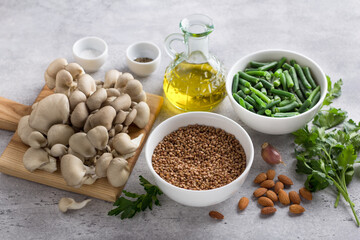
[
  {"left": 17, "top": 115, "right": 47, "bottom": 148},
  {"left": 89, "top": 106, "right": 116, "bottom": 130},
  {"left": 86, "top": 88, "right": 107, "bottom": 111},
  {"left": 95, "top": 153, "right": 113, "bottom": 178},
  {"left": 69, "top": 90, "right": 87, "bottom": 112},
  {"left": 70, "top": 102, "right": 89, "bottom": 128},
  {"left": 50, "top": 144, "right": 68, "bottom": 158},
  {"left": 69, "top": 133, "right": 96, "bottom": 158},
  {"left": 60, "top": 154, "right": 96, "bottom": 188},
  {"left": 23, "top": 147, "right": 57, "bottom": 173},
  {"left": 87, "top": 125, "right": 108, "bottom": 150},
  {"left": 124, "top": 108, "right": 137, "bottom": 126},
  {"left": 55, "top": 69, "right": 74, "bottom": 96},
  {"left": 77, "top": 74, "right": 96, "bottom": 97},
  {"left": 107, "top": 158, "right": 130, "bottom": 187},
  {"left": 106, "top": 88, "right": 121, "bottom": 97},
  {"left": 28, "top": 131, "right": 47, "bottom": 148},
  {"left": 112, "top": 133, "right": 137, "bottom": 155},
  {"left": 133, "top": 101, "right": 150, "bottom": 128},
  {"left": 47, "top": 124, "right": 74, "bottom": 147},
  {"left": 110, "top": 94, "right": 131, "bottom": 112},
  {"left": 64, "top": 63, "right": 84, "bottom": 79},
  {"left": 58, "top": 197, "right": 91, "bottom": 213},
  {"left": 115, "top": 73, "right": 134, "bottom": 89},
  {"left": 131, "top": 91, "right": 147, "bottom": 103},
  {"left": 104, "top": 69, "right": 121, "bottom": 88},
  {"left": 114, "top": 110, "right": 128, "bottom": 124},
  {"left": 28, "top": 94, "right": 70, "bottom": 134},
  {"left": 44, "top": 58, "right": 68, "bottom": 89},
  {"left": 123, "top": 79, "right": 143, "bottom": 99}
]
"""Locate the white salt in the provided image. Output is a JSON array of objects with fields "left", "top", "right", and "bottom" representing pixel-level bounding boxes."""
[{"left": 80, "top": 48, "right": 102, "bottom": 58}]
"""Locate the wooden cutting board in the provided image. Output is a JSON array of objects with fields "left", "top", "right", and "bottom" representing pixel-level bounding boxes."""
[{"left": 0, "top": 86, "right": 163, "bottom": 202}]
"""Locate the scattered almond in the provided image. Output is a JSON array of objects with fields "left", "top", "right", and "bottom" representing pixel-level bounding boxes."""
[
  {"left": 261, "top": 207, "right": 277, "bottom": 215},
  {"left": 209, "top": 211, "right": 224, "bottom": 220},
  {"left": 274, "top": 181, "right": 284, "bottom": 194},
  {"left": 253, "top": 187, "right": 267, "bottom": 198},
  {"left": 289, "top": 191, "right": 301, "bottom": 204},
  {"left": 266, "top": 169, "right": 276, "bottom": 180},
  {"left": 266, "top": 190, "right": 278, "bottom": 202},
  {"left": 289, "top": 204, "right": 305, "bottom": 214},
  {"left": 278, "top": 189, "right": 290, "bottom": 205},
  {"left": 258, "top": 197, "right": 274, "bottom": 207},
  {"left": 238, "top": 197, "right": 249, "bottom": 210},
  {"left": 299, "top": 187, "right": 313, "bottom": 200},
  {"left": 260, "top": 180, "right": 275, "bottom": 189},
  {"left": 278, "top": 174, "right": 294, "bottom": 185},
  {"left": 254, "top": 173, "right": 267, "bottom": 184}
]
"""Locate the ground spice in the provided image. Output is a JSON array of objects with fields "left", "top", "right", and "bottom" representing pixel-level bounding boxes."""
[
  {"left": 134, "top": 57, "right": 153, "bottom": 63},
  {"left": 152, "top": 124, "right": 246, "bottom": 190}
]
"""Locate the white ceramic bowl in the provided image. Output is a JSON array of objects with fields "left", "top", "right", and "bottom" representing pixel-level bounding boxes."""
[
  {"left": 145, "top": 112, "right": 254, "bottom": 207},
  {"left": 72, "top": 36, "right": 108, "bottom": 72},
  {"left": 126, "top": 41, "right": 161, "bottom": 77},
  {"left": 226, "top": 49, "right": 327, "bottom": 135}
]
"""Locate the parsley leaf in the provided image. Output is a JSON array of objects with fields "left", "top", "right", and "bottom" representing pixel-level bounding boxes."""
[
  {"left": 323, "top": 76, "right": 342, "bottom": 106},
  {"left": 108, "top": 176, "right": 163, "bottom": 219},
  {"left": 313, "top": 107, "right": 347, "bottom": 129}
]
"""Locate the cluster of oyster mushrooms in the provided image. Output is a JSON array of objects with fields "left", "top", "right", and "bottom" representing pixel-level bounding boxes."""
[{"left": 17, "top": 58, "right": 150, "bottom": 188}]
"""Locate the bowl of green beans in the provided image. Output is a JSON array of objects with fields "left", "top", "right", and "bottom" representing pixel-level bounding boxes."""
[{"left": 226, "top": 49, "right": 327, "bottom": 135}]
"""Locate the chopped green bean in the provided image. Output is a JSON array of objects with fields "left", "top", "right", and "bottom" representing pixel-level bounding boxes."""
[
  {"left": 246, "top": 71, "right": 271, "bottom": 80},
  {"left": 289, "top": 67, "right": 299, "bottom": 91},
  {"left": 284, "top": 70, "right": 294, "bottom": 88},
  {"left": 279, "top": 99, "right": 295, "bottom": 107},
  {"left": 236, "top": 90, "right": 247, "bottom": 99},
  {"left": 259, "top": 79, "right": 273, "bottom": 90},
  {"left": 298, "top": 79, "right": 310, "bottom": 99},
  {"left": 238, "top": 71, "right": 259, "bottom": 84},
  {"left": 273, "top": 79, "right": 281, "bottom": 87},
  {"left": 274, "top": 68, "right": 283, "bottom": 78},
  {"left": 249, "top": 61, "right": 269, "bottom": 68},
  {"left": 307, "top": 86, "right": 321, "bottom": 102},
  {"left": 279, "top": 73, "right": 288, "bottom": 91},
  {"left": 274, "top": 95, "right": 281, "bottom": 101},
  {"left": 309, "top": 91, "right": 321, "bottom": 108},
  {"left": 282, "top": 63, "right": 292, "bottom": 70},
  {"left": 275, "top": 57, "right": 287, "bottom": 71},
  {"left": 257, "top": 99, "right": 281, "bottom": 114},
  {"left": 245, "top": 95, "right": 261, "bottom": 110},
  {"left": 298, "top": 99, "right": 310, "bottom": 113},
  {"left": 258, "top": 61, "right": 278, "bottom": 71},
  {"left": 290, "top": 59, "right": 297, "bottom": 66},
  {"left": 232, "top": 74, "right": 239, "bottom": 93},
  {"left": 272, "top": 112, "right": 299, "bottom": 117},
  {"left": 239, "top": 85, "right": 251, "bottom": 95},
  {"left": 295, "top": 89, "right": 305, "bottom": 102},
  {"left": 250, "top": 87, "right": 271, "bottom": 104},
  {"left": 244, "top": 68, "right": 259, "bottom": 72},
  {"left": 261, "top": 88, "right": 267, "bottom": 95},
  {"left": 244, "top": 101, "right": 254, "bottom": 111},
  {"left": 294, "top": 64, "right": 312, "bottom": 89},
  {"left": 265, "top": 109, "right": 272, "bottom": 116},
  {"left": 254, "top": 82, "right": 263, "bottom": 89},
  {"left": 270, "top": 88, "right": 295, "bottom": 99},
  {"left": 274, "top": 101, "right": 299, "bottom": 113},
  {"left": 232, "top": 93, "right": 246, "bottom": 108},
  {"left": 238, "top": 78, "right": 251, "bottom": 88},
  {"left": 302, "top": 67, "right": 317, "bottom": 89},
  {"left": 251, "top": 93, "right": 267, "bottom": 108}
]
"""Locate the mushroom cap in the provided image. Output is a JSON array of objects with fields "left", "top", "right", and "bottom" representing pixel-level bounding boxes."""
[
  {"left": 55, "top": 69, "right": 74, "bottom": 96},
  {"left": 104, "top": 69, "right": 121, "bottom": 88},
  {"left": 107, "top": 158, "right": 130, "bottom": 187},
  {"left": 60, "top": 154, "right": 87, "bottom": 187},
  {"left": 133, "top": 101, "right": 150, "bottom": 129},
  {"left": 23, "top": 147, "right": 50, "bottom": 172},
  {"left": 115, "top": 72, "right": 134, "bottom": 89},
  {"left": 70, "top": 102, "right": 89, "bottom": 128},
  {"left": 114, "top": 110, "right": 129, "bottom": 124},
  {"left": 110, "top": 94, "right": 131, "bottom": 112},
  {"left": 29, "top": 94, "right": 70, "bottom": 134},
  {"left": 50, "top": 144, "right": 68, "bottom": 158},
  {"left": 131, "top": 90, "right": 147, "bottom": 103},
  {"left": 18, "top": 115, "right": 36, "bottom": 146},
  {"left": 28, "top": 131, "right": 47, "bottom": 148},
  {"left": 58, "top": 197, "right": 91, "bottom": 213},
  {"left": 78, "top": 74, "right": 96, "bottom": 97},
  {"left": 124, "top": 108, "right": 137, "bottom": 126},
  {"left": 124, "top": 79, "right": 143, "bottom": 98},
  {"left": 89, "top": 106, "right": 116, "bottom": 130},
  {"left": 44, "top": 71, "right": 56, "bottom": 90},
  {"left": 87, "top": 126, "right": 108, "bottom": 150},
  {"left": 46, "top": 58, "right": 68, "bottom": 78},
  {"left": 69, "top": 90, "right": 87, "bottom": 112},
  {"left": 47, "top": 124, "right": 75, "bottom": 147},
  {"left": 65, "top": 63, "right": 84, "bottom": 79},
  {"left": 86, "top": 88, "right": 107, "bottom": 111},
  {"left": 95, "top": 153, "right": 113, "bottom": 178},
  {"left": 106, "top": 88, "right": 121, "bottom": 97},
  {"left": 112, "top": 133, "right": 137, "bottom": 155},
  {"left": 69, "top": 133, "right": 96, "bottom": 158}
]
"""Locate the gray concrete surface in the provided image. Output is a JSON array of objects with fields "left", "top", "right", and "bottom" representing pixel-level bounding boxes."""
[{"left": 1, "top": 0, "right": 360, "bottom": 239}]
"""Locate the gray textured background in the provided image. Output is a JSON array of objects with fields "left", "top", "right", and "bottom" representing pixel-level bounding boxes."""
[{"left": 1, "top": 0, "right": 360, "bottom": 239}]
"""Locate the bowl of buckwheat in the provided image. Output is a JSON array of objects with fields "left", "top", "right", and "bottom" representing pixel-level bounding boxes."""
[{"left": 145, "top": 112, "right": 254, "bottom": 207}]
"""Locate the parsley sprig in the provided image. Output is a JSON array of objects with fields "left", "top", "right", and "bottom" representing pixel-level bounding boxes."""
[
  {"left": 108, "top": 176, "right": 163, "bottom": 219},
  {"left": 293, "top": 76, "right": 360, "bottom": 226}
]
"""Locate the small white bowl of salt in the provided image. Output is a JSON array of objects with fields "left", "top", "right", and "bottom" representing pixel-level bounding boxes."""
[{"left": 72, "top": 36, "right": 108, "bottom": 72}]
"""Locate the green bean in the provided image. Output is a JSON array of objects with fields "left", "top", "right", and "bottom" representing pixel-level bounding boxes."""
[
  {"left": 279, "top": 99, "right": 295, "bottom": 107},
  {"left": 245, "top": 68, "right": 259, "bottom": 72},
  {"left": 251, "top": 93, "right": 267, "bottom": 108},
  {"left": 232, "top": 74, "right": 239, "bottom": 93},
  {"left": 244, "top": 101, "right": 254, "bottom": 111},
  {"left": 273, "top": 79, "right": 281, "bottom": 87},
  {"left": 257, "top": 99, "right": 281, "bottom": 114},
  {"left": 274, "top": 101, "right": 299, "bottom": 113},
  {"left": 275, "top": 57, "right": 287, "bottom": 71},
  {"left": 239, "top": 85, "right": 251, "bottom": 95},
  {"left": 302, "top": 66, "right": 317, "bottom": 89},
  {"left": 238, "top": 71, "right": 259, "bottom": 84},
  {"left": 272, "top": 112, "right": 299, "bottom": 117},
  {"left": 295, "top": 89, "right": 305, "bottom": 102},
  {"left": 290, "top": 59, "right": 297, "bottom": 66},
  {"left": 294, "top": 64, "right": 312, "bottom": 89},
  {"left": 245, "top": 95, "right": 261, "bottom": 110},
  {"left": 270, "top": 88, "right": 295, "bottom": 99},
  {"left": 274, "top": 95, "right": 281, "bottom": 101},
  {"left": 282, "top": 63, "right": 292, "bottom": 70},
  {"left": 254, "top": 82, "right": 263, "bottom": 89},
  {"left": 298, "top": 99, "right": 310, "bottom": 113},
  {"left": 289, "top": 67, "right": 299, "bottom": 91},
  {"left": 309, "top": 91, "right": 321, "bottom": 108},
  {"left": 307, "top": 86, "right": 321, "bottom": 102},
  {"left": 259, "top": 79, "right": 273, "bottom": 90},
  {"left": 291, "top": 89, "right": 303, "bottom": 105},
  {"left": 250, "top": 86, "right": 271, "bottom": 104},
  {"left": 298, "top": 79, "right": 310, "bottom": 99},
  {"left": 249, "top": 61, "right": 269, "bottom": 68},
  {"left": 233, "top": 93, "right": 246, "bottom": 108},
  {"left": 246, "top": 71, "right": 272, "bottom": 80},
  {"left": 279, "top": 73, "right": 288, "bottom": 91},
  {"left": 283, "top": 70, "right": 294, "bottom": 88},
  {"left": 258, "top": 61, "right": 278, "bottom": 71},
  {"left": 274, "top": 68, "right": 283, "bottom": 78},
  {"left": 238, "top": 78, "right": 251, "bottom": 88},
  {"left": 265, "top": 109, "right": 272, "bottom": 116},
  {"left": 261, "top": 87, "right": 267, "bottom": 95},
  {"left": 236, "top": 90, "right": 247, "bottom": 99}
]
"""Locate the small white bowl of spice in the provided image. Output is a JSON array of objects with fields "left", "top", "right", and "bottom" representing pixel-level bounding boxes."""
[
  {"left": 126, "top": 41, "right": 161, "bottom": 77},
  {"left": 72, "top": 36, "right": 108, "bottom": 72},
  {"left": 145, "top": 112, "right": 254, "bottom": 207}
]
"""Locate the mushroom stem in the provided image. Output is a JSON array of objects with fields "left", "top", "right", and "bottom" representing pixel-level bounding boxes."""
[{"left": 58, "top": 197, "right": 91, "bottom": 213}]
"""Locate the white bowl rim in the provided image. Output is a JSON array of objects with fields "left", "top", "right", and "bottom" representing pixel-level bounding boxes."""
[
  {"left": 226, "top": 49, "right": 328, "bottom": 121},
  {"left": 126, "top": 41, "right": 161, "bottom": 65},
  {"left": 72, "top": 36, "right": 108, "bottom": 60},
  {"left": 145, "top": 111, "right": 254, "bottom": 193}
]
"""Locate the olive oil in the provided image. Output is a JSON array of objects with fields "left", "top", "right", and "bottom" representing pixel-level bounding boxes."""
[{"left": 163, "top": 61, "right": 225, "bottom": 111}]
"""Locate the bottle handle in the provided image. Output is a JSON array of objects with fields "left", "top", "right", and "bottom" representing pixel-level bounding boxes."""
[{"left": 164, "top": 33, "right": 184, "bottom": 59}]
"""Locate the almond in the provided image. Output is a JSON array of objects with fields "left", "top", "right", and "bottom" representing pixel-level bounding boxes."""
[
  {"left": 258, "top": 196, "right": 274, "bottom": 207},
  {"left": 266, "top": 169, "right": 276, "bottom": 180},
  {"left": 299, "top": 187, "right": 313, "bottom": 200},
  {"left": 274, "top": 181, "right": 284, "bottom": 194},
  {"left": 209, "top": 211, "right": 224, "bottom": 220},
  {"left": 266, "top": 190, "right": 278, "bottom": 202},
  {"left": 238, "top": 197, "right": 249, "bottom": 210},
  {"left": 260, "top": 180, "right": 275, "bottom": 189},
  {"left": 253, "top": 187, "right": 267, "bottom": 198},
  {"left": 278, "top": 189, "right": 290, "bottom": 205},
  {"left": 289, "top": 191, "right": 301, "bottom": 204},
  {"left": 261, "top": 207, "right": 277, "bottom": 215},
  {"left": 278, "top": 174, "right": 293, "bottom": 185},
  {"left": 254, "top": 173, "right": 267, "bottom": 184},
  {"left": 289, "top": 204, "right": 305, "bottom": 214}
]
